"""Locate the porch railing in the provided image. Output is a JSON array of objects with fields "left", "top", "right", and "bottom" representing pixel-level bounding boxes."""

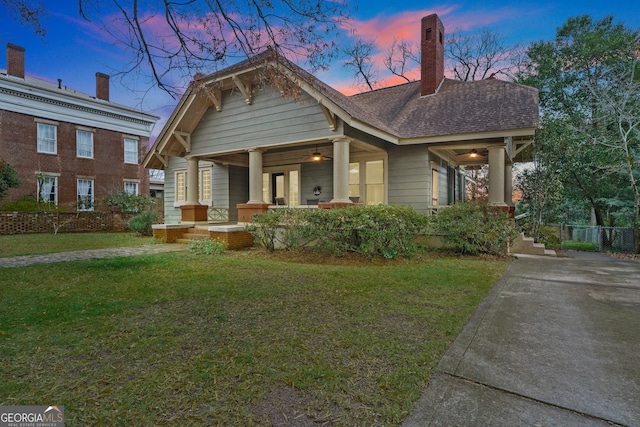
[{"left": 208, "top": 207, "right": 229, "bottom": 223}]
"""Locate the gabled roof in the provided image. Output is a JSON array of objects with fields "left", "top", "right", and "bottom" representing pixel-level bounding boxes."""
[
  {"left": 144, "top": 51, "right": 538, "bottom": 168},
  {"left": 348, "top": 78, "right": 539, "bottom": 140}
]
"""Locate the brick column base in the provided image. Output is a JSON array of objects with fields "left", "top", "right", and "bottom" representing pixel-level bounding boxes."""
[
  {"left": 180, "top": 205, "right": 208, "bottom": 222},
  {"left": 236, "top": 203, "right": 271, "bottom": 222}
]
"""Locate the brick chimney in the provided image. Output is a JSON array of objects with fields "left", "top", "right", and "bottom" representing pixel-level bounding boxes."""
[
  {"left": 96, "top": 72, "right": 110, "bottom": 101},
  {"left": 420, "top": 14, "right": 445, "bottom": 96},
  {"left": 6, "top": 43, "right": 25, "bottom": 78}
]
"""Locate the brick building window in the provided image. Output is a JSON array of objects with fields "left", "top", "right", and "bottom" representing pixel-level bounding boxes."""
[
  {"left": 124, "top": 138, "right": 138, "bottom": 164},
  {"left": 76, "top": 130, "right": 94, "bottom": 158},
  {"left": 37, "top": 123, "right": 57, "bottom": 154},
  {"left": 77, "top": 178, "right": 94, "bottom": 211},
  {"left": 37, "top": 175, "right": 58, "bottom": 204},
  {"left": 124, "top": 181, "right": 139, "bottom": 195}
]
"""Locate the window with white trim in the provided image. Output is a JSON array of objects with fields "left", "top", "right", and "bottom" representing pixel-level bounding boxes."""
[
  {"left": 365, "top": 160, "right": 384, "bottom": 205},
  {"left": 76, "top": 129, "right": 94, "bottom": 158},
  {"left": 37, "top": 123, "right": 57, "bottom": 154},
  {"left": 199, "top": 168, "right": 211, "bottom": 203},
  {"left": 37, "top": 174, "right": 58, "bottom": 204},
  {"left": 348, "top": 158, "right": 386, "bottom": 205},
  {"left": 124, "top": 181, "right": 139, "bottom": 195},
  {"left": 77, "top": 178, "right": 94, "bottom": 211},
  {"left": 175, "top": 171, "right": 186, "bottom": 204},
  {"left": 124, "top": 138, "right": 138, "bottom": 164}
]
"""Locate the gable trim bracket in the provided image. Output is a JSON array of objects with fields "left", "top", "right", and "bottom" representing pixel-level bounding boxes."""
[
  {"left": 153, "top": 152, "right": 168, "bottom": 168},
  {"left": 318, "top": 101, "right": 337, "bottom": 131},
  {"left": 174, "top": 131, "right": 191, "bottom": 153},
  {"left": 205, "top": 85, "right": 222, "bottom": 111},
  {"left": 232, "top": 75, "right": 252, "bottom": 105},
  {"left": 513, "top": 139, "right": 534, "bottom": 158}
]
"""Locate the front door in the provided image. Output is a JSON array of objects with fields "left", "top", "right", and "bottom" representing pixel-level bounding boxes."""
[{"left": 272, "top": 173, "right": 285, "bottom": 205}]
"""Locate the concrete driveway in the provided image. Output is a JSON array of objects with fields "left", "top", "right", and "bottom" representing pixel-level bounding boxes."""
[{"left": 403, "top": 252, "right": 640, "bottom": 427}]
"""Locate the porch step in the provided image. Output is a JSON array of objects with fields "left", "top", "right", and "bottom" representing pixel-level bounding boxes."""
[
  {"left": 175, "top": 226, "right": 212, "bottom": 244},
  {"left": 511, "top": 233, "right": 556, "bottom": 257}
]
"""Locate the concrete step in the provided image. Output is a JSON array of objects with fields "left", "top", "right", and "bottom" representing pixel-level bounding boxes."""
[{"left": 512, "top": 233, "right": 555, "bottom": 257}]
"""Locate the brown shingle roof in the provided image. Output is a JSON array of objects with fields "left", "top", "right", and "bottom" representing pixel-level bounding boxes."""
[{"left": 347, "top": 78, "right": 539, "bottom": 139}]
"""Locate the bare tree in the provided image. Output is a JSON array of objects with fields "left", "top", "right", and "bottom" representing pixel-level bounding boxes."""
[
  {"left": 4, "top": 0, "right": 348, "bottom": 98},
  {"left": 446, "top": 27, "right": 520, "bottom": 81},
  {"left": 342, "top": 37, "right": 379, "bottom": 91},
  {"left": 383, "top": 38, "right": 419, "bottom": 83},
  {"left": 1, "top": 0, "right": 47, "bottom": 37}
]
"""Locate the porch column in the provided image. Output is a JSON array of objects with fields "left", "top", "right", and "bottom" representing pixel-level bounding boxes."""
[
  {"left": 186, "top": 156, "right": 200, "bottom": 204},
  {"left": 181, "top": 155, "right": 208, "bottom": 222},
  {"left": 330, "top": 137, "right": 352, "bottom": 203},
  {"left": 247, "top": 148, "right": 264, "bottom": 204},
  {"left": 487, "top": 145, "right": 507, "bottom": 206},
  {"left": 504, "top": 162, "right": 513, "bottom": 206}
]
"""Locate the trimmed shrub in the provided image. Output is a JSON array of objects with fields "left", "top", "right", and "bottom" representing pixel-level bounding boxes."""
[
  {"left": 431, "top": 202, "right": 518, "bottom": 256},
  {"left": 247, "top": 208, "right": 307, "bottom": 251},
  {"left": 248, "top": 205, "right": 429, "bottom": 258},
  {"left": 128, "top": 211, "right": 159, "bottom": 236}
]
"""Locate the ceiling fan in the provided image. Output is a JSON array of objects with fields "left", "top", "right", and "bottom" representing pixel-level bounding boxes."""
[
  {"left": 456, "top": 148, "right": 485, "bottom": 159},
  {"left": 307, "top": 144, "right": 332, "bottom": 162}
]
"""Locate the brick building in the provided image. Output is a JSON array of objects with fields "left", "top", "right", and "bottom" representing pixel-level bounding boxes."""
[{"left": 0, "top": 43, "right": 158, "bottom": 211}]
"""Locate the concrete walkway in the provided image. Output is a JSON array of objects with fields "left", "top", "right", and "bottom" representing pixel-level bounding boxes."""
[
  {"left": 0, "top": 244, "right": 186, "bottom": 268},
  {"left": 403, "top": 252, "right": 640, "bottom": 427}
]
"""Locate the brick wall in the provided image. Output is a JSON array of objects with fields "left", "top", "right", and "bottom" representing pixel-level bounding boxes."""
[
  {"left": 0, "top": 211, "right": 138, "bottom": 234},
  {"left": 210, "top": 230, "right": 255, "bottom": 250},
  {"left": 0, "top": 110, "right": 150, "bottom": 208}
]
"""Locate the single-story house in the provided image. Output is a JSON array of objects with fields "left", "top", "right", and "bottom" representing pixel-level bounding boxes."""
[{"left": 143, "top": 14, "right": 539, "bottom": 246}]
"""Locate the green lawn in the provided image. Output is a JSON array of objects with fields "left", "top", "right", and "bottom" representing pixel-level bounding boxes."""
[
  {"left": 0, "top": 232, "right": 155, "bottom": 257},
  {"left": 0, "top": 247, "right": 508, "bottom": 426}
]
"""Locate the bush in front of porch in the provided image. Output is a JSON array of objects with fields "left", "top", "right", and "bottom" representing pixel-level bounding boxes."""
[{"left": 248, "top": 205, "right": 429, "bottom": 258}]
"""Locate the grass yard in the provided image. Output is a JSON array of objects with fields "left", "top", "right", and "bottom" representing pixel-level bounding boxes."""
[
  {"left": 0, "top": 247, "right": 508, "bottom": 426},
  {"left": 0, "top": 232, "right": 155, "bottom": 257}
]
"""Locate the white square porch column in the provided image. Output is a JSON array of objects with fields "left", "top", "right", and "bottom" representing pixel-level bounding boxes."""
[
  {"left": 247, "top": 148, "right": 265, "bottom": 204},
  {"left": 186, "top": 156, "right": 200, "bottom": 205},
  {"left": 488, "top": 145, "right": 507, "bottom": 206},
  {"left": 330, "top": 137, "right": 352, "bottom": 204}
]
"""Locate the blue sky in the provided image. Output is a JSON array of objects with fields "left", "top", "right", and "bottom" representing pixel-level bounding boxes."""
[{"left": 2, "top": 0, "right": 639, "bottom": 139}]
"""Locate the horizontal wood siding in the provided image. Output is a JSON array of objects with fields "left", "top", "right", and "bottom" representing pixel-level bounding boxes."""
[
  {"left": 387, "top": 145, "right": 431, "bottom": 213},
  {"left": 190, "top": 87, "right": 333, "bottom": 155},
  {"left": 301, "top": 161, "right": 333, "bottom": 204},
  {"left": 164, "top": 157, "right": 187, "bottom": 224},
  {"left": 211, "top": 162, "right": 230, "bottom": 209},
  {"left": 228, "top": 165, "right": 248, "bottom": 221}
]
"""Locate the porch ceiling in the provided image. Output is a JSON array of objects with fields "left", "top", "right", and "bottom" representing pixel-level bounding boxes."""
[
  {"left": 196, "top": 139, "right": 386, "bottom": 168},
  {"left": 429, "top": 136, "right": 534, "bottom": 167}
]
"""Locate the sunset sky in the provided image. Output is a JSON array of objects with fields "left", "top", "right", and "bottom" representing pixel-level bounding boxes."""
[{"left": 1, "top": 0, "right": 639, "bottom": 139}]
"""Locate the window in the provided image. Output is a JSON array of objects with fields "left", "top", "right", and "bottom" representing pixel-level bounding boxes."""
[
  {"left": 349, "top": 162, "right": 360, "bottom": 198},
  {"left": 349, "top": 158, "right": 385, "bottom": 205},
  {"left": 124, "top": 181, "right": 139, "bottom": 195},
  {"left": 76, "top": 130, "right": 94, "bottom": 158},
  {"left": 37, "top": 123, "right": 57, "bottom": 154},
  {"left": 77, "top": 179, "right": 94, "bottom": 211},
  {"left": 175, "top": 171, "right": 186, "bottom": 203},
  {"left": 365, "top": 160, "right": 384, "bottom": 205},
  {"left": 37, "top": 175, "right": 58, "bottom": 204},
  {"left": 199, "top": 169, "right": 211, "bottom": 202},
  {"left": 124, "top": 138, "right": 138, "bottom": 164}
]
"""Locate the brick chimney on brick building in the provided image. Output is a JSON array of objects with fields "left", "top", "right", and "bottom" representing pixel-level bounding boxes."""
[
  {"left": 420, "top": 14, "right": 445, "bottom": 96},
  {"left": 96, "top": 72, "right": 110, "bottom": 101},
  {"left": 6, "top": 43, "right": 25, "bottom": 79}
]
